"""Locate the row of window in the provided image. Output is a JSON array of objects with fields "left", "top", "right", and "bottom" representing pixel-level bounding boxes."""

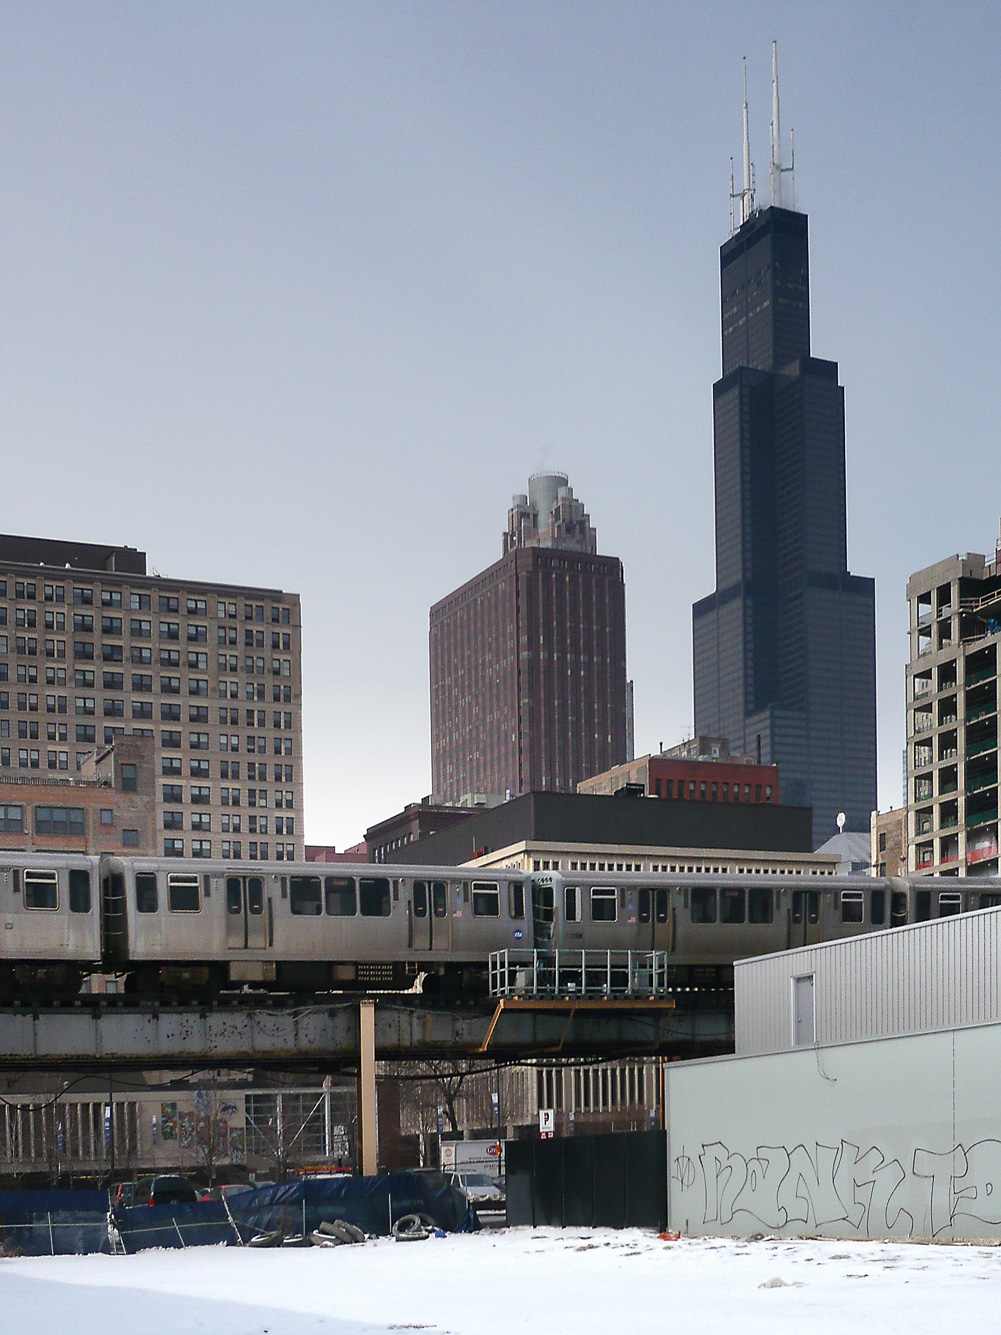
[
  {"left": 7, "top": 666, "right": 294, "bottom": 705},
  {"left": 161, "top": 758, "right": 295, "bottom": 781},
  {"left": 1, "top": 582, "right": 293, "bottom": 624},
  {"left": 162, "top": 783, "right": 294, "bottom": 806},
  {"left": 163, "top": 812, "right": 294, "bottom": 834},
  {"left": 160, "top": 842, "right": 295, "bottom": 861}
]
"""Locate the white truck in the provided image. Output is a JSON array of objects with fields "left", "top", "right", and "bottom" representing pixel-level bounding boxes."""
[
  {"left": 440, "top": 1137, "right": 504, "bottom": 1179},
  {"left": 440, "top": 1137, "right": 506, "bottom": 1212}
]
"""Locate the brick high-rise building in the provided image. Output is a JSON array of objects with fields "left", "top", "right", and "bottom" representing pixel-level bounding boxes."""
[
  {"left": 0, "top": 534, "right": 303, "bottom": 861},
  {"left": 430, "top": 474, "right": 628, "bottom": 803}
]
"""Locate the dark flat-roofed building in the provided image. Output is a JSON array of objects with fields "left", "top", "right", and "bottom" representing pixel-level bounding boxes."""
[
  {"left": 430, "top": 474, "right": 628, "bottom": 803},
  {"left": 386, "top": 790, "right": 814, "bottom": 868},
  {"left": 0, "top": 533, "right": 303, "bottom": 862}
]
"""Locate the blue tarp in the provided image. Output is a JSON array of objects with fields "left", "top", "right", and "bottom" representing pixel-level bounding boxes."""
[
  {"left": 114, "top": 1199, "right": 237, "bottom": 1251},
  {"left": 0, "top": 1190, "right": 111, "bottom": 1256},
  {"left": 224, "top": 1174, "right": 478, "bottom": 1242},
  {"left": 0, "top": 1175, "right": 479, "bottom": 1256}
]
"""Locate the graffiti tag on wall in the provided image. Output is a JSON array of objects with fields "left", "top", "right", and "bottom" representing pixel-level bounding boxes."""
[{"left": 673, "top": 1138, "right": 1001, "bottom": 1237}]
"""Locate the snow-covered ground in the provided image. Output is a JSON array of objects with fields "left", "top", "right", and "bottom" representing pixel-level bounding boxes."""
[{"left": 5, "top": 1228, "right": 1001, "bottom": 1334}]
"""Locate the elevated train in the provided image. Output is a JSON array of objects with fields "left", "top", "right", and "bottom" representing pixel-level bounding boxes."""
[{"left": 0, "top": 850, "right": 999, "bottom": 999}]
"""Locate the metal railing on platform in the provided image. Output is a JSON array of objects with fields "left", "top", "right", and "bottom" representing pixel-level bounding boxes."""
[{"left": 488, "top": 949, "right": 670, "bottom": 1000}]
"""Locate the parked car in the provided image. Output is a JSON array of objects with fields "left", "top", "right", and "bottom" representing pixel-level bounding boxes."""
[
  {"left": 448, "top": 1171, "right": 506, "bottom": 1209},
  {"left": 133, "top": 1175, "right": 199, "bottom": 1207}
]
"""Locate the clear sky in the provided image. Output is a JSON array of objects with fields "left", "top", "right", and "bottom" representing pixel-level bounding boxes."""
[{"left": 1, "top": 2, "right": 998, "bottom": 848}]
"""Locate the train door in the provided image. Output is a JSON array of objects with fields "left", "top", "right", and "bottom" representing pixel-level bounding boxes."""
[
  {"left": 530, "top": 878, "right": 555, "bottom": 950},
  {"left": 638, "top": 887, "right": 671, "bottom": 950},
  {"left": 226, "top": 875, "right": 266, "bottom": 950},
  {"left": 791, "top": 888, "right": 823, "bottom": 946},
  {"left": 411, "top": 879, "right": 448, "bottom": 951}
]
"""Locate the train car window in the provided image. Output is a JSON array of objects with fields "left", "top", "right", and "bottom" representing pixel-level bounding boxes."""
[
  {"left": 564, "top": 885, "right": 580, "bottom": 923},
  {"left": 638, "top": 888, "right": 651, "bottom": 924},
  {"left": 24, "top": 869, "right": 58, "bottom": 911},
  {"left": 289, "top": 876, "right": 322, "bottom": 915},
  {"left": 891, "top": 891, "right": 908, "bottom": 926},
  {"left": 870, "top": 889, "right": 886, "bottom": 925},
  {"left": 226, "top": 879, "right": 242, "bottom": 915},
  {"left": 69, "top": 868, "right": 91, "bottom": 914},
  {"left": 359, "top": 877, "right": 391, "bottom": 917},
  {"left": 720, "top": 888, "right": 745, "bottom": 924},
  {"left": 167, "top": 873, "right": 200, "bottom": 913},
  {"left": 655, "top": 889, "right": 669, "bottom": 924},
  {"left": 248, "top": 878, "right": 264, "bottom": 915},
  {"left": 432, "top": 882, "right": 447, "bottom": 918},
  {"left": 691, "top": 886, "right": 716, "bottom": 923},
  {"left": 136, "top": 873, "right": 158, "bottom": 913},
  {"left": 915, "top": 889, "right": 932, "bottom": 922},
  {"left": 840, "top": 891, "right": 864, "bottom": 924},
  {"left": 324, "top": 876, "right": 356, "bottom": 916},
  {"left": 792, "top": 891, "right": 803, "bottom": 924},
  {"left": 806, "top": 891, "right": 820, "bottom": 925},
  {"left": 590, "top": 886, "right": 617, "bottom": 922},
  {"left": 748, "top": 887, "right": 772, "bottom": 924},
  {"left": 980, "top": 893, "right": 1001, "bottom": 909},
  {"left": 472, "top": 882, "right": 500, "bottom": 917},
  {"left": 532, "top": 883, "right": 554, "bottom": 926},
  {"left": 938, "top": 892, "right": 962, "bottom": 918},
  {"left": 509, "top": 883, "right": 525, "bottom": 919},
  {"left": 413, "top": 881, "right": 428, "bottom": 918}
]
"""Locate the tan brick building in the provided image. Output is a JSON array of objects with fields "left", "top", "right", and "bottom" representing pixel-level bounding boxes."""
[{"left": 0, "top": 534, "right": 303, "bottom": 861}]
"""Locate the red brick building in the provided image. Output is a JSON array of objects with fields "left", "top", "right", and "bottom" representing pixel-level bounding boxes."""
[
  {"left": 578, "top": 747, "right": 778, "bottom": 806},
  {"left": 0, "top": 735, "right": 157, "bottom": 854}
]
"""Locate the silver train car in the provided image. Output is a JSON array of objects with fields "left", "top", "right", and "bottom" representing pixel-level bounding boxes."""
[
  {"left": 0, "top": 852, "right": 103, "bottom": 998},
  {"left": 2, "top": 849, "right": 1001, "bottom": 998},
  {"left": 102, "top": 857, "right": 543, "bottom": 994}
]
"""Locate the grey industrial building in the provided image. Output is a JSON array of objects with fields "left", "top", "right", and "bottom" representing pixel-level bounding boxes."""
[
  {"left": 430, "top": 474, "right": 628, "bottom": 803},
  {"left": 906, "top": 537, "right": 1001, "bottom": 876},
  {"left": 664, "top": 894, "right": 1001, "bottom": 1242},
  {"left": 0, "top": 533, "right": 303, "bottom": 861},
  {"left": 691, "top": 193, "right": 876, "bottom": 842}
]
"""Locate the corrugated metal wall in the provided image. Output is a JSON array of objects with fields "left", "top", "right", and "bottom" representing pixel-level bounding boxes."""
[
  {"left": 666, "top": 1019, "right": 1001, "bottom": 1241},
  {"left": 735, "top": 906, "right": 1001, "bottom": 1054}
]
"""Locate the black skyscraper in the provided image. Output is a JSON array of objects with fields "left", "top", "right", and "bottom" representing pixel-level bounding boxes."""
[{"left": 692, "top": 201, "right": 876, "bottom": 841}]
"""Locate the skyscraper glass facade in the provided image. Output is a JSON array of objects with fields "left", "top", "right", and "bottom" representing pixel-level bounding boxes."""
[{"left": 693, "top": 206, "right": 876, "bottom": 841}]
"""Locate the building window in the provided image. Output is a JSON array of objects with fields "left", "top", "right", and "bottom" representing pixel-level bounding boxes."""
[
  {"left": 122, "top": 828, "right": 139, "bottom": 847},
  {"left": 0, "top": 804, "right": 24, "bottom": 833},
  {"left": 163, "top": 838, "right": 184, "bottom": 857},
  {"left": 100, "top": 809, "right": 114, "bottom": 826},
  {"left": 34, "top": 806, "right": 85, "bottom": 837}
]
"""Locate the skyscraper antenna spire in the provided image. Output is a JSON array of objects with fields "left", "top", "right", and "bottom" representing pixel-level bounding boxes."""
[
  {"left": 731, "top": 58, "right": 756, "bottom": 230},
  {"left": 769, "top": 40, "right": 795, "bottom": 208},
  {"left": 741, "top": 58, "right": 755, "bottom": 223}
]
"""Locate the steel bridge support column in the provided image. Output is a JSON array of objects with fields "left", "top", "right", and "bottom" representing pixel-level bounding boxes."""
[{"left": 357, "top": 999, "right": 378, "bottom": 1177}]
